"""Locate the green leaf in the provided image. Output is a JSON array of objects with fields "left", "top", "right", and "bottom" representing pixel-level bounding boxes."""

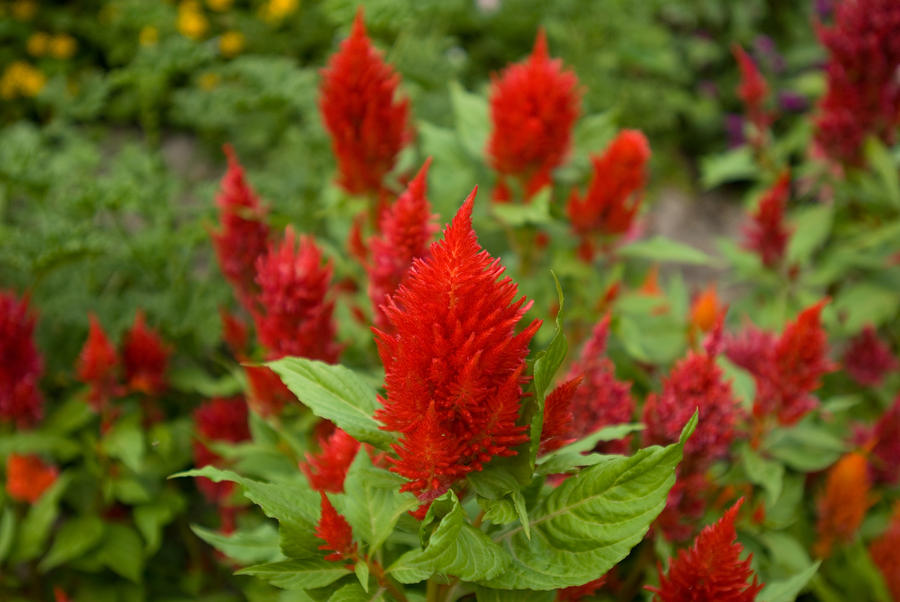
[
  {"left": 0, "top": 507, "right": 16, "bottom": 562},
  {"left": 739, "top": 444, "right": 783, "bottom": 507},
  {"left": 40, "top": 515, "right": 105, "bottom": 572},
  {"left": 13, "top": 473, "right": 69, "bottom": 562},
  {"left": 237, "top": 559, "right": 351, "bottom": 590},
  {"left": 474, "top": 586, "right": 554, "bottom": 602},
  {"left": 786, "top": 205, "right": 833, "bottom": 264},
  {"left": 0, "top": 431, "right": 80, "bottom": 459},
  {"left": 832, "top": 283, "right": 899, "bottom": 333},
  {"left": 491, "top": 187, "right": 552, "bottom": 227},
  {"left": 103, "top": 414, "right": 146, "bottom": 472},
  {"left": 133, "top": 488, "right": 185, "bottom": 554},
  {"left": 765, "top": 423, "right": 846, "bottom": 472},
  {"left": 192, "top": 523, "right": 282, "bottom": 565},
  {"left": 717, "top": 357, "right": 756, "bottom": 409},
  {"left": 759, "top": 561, "right": 820, "bottom": 602},
  {"left": 700, "top": 147, "right": 757, "bottom": 189},
  {"left": 267, "top": 358, "right": 392, "bottom": 448},
  {"left": 43, "top": 397, "right": 94, "bottom": 434},
  {"left": 863, "top": 137, "right": 900, "bottom": 207},
  {"left": 449, "top": 81, "right": 489, "bottom": 161},
  {"left": 329, "top": 582, "right": 386, "bottom": 602},
  {"left": 478, "top": 496, "right": 518, "bottom": 525},
  {"left": 353, "top": 560, "right": 370, "bottom": 592},
  {"left": 97, "top": 524, "right": 144, "bottom": 583},
  {"left": 618, "top": 236, "right": 713, "bottom": 265},
  {"left": 480, "top": 414, "right": 696, "bottom": 590},
  {"left": 536, "top": 424, "right": 645, "bottom": 475}
]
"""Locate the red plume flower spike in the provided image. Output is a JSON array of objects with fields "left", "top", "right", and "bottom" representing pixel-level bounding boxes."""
[
  {"left": 870, "top": 505, "right": 900, "bottom": 602},
  {"left": 869, "top": 396, "right": 900, "bottom": 485},
  {"left": 254, "top": 226, "right": 340, "bottom": 363},
  {"left": 77, "top": 314, "right": 120, "bottom": 410},
  {"left": 647, "top": 498, "right": 763, "bottom": 601},
  {"left": 368, "top": 158, "right": 438, "bottom": 332},
  {"left": 300, "top": 427, "right": 361, "bottom": 493},
  {"left": 374, "top": 189, "right": 542, "bottom": 505},
  {"left": 566, "top": 130, "right": 651, "bottom": 259},
  {"left": 539, "top": 376, "right": 583, "bottom": 455},
  {"left": 193, "top": 397, "right": 251, "bottom": 503},
  {"left": 121, "top": 310, "right": 170, "bottom": 396},
  {"left": 319, "top": 9, "right": 411, "bottom": 197},
  {"left": 316, "top": 491, "right": 357, "bottom": 562},
  {"left": 0, "top": 291, "right": 43, "bottom": 427},
  {"left": 212, "top": 144, "right": 271, "bottom": 310},
  {"left": 814, "top": 452, "right": 872, "bottom": 557},
  {"left": 742, "top": 172, "right": 792, "bottom": 268},
  {"left": 488, "top": 29, "right": 580, "bottom": 201},
  {"left": 842, "top": 325, "right": 897, "bottom": 387},
  {"left": 244, "top": 365, "right": 295, "bottom": 418},
  {"left": 5, "top": 453, "right": 58, "bottom": 504},
  {"left": 732, "top": 44, "right": 771, "bottom": 138}
]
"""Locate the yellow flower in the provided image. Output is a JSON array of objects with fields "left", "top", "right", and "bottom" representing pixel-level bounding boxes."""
[
  {"left": 219, "top": 31, "right": 244, "bottom": 58},
  {"left": 261, "top": 0, "right": 298, "bottom": 23},
  {"left": 139, "top": 26, "right": 159, "bottom": 47},
  {"left": 10, "top": 0, "right": 37, "bottom": 20},
  {"left": 177, "top": 2, "right": 209, "bottom": 40},
  {"left": 26, "top": 32, "right": 50, "bottom": 57},
  {"left": 198, "top": 72, "right": 220, "bottom": 90},
  {"left": 50, "top": 34, "right": 77, "bottom": 59},
  {"left": 206, "top": 0, "right": 232, "bottom": 11},
  {"left": 0, "top": 61, "right": 46, "bottom": 99}
]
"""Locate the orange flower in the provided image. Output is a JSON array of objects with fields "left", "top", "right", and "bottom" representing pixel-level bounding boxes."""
[
  {"left": 870, "top": 504, "right": 900, "bottom": 601},
  {"left": 5, "top": 453, "right": 58, "bottom": 503},
  {"left": 689, "top": 283, "right": 725, "bottom": 334},
  {"left": 814, "top": 452, "right": 873, "bottom": 557}
]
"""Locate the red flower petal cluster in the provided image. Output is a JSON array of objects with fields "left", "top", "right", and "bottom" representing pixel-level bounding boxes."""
[
  {"left": 300, "top": 427, "right": 360, "bottom": 493},
  {"left": 654, "top": 470, "right": 713, "bottom": 543},
  {"left": 556, "top": 576, "right": 608, "bottom": 602},
  {"left": 539, "top": 376, "right": 583, "bottom": 455},
  {"left": 648, "top": 499, "right": 763, "bottom": 602},
  {"left": 316, "top": 491, "right": 357, "bottom": 562},
  {"left": 742, "top": 172, "right": 792, "bottom": 268},
  {"left": 253, "top": 226, "right": 340, "bottom": 363},
  {"left": 566, "top": 130, "right": 650, "bottom": 259},
  {"left": 814, "top": 0, "right": 900, "bottom": 164},
  {"left": 375, "top": 190, "right": 541, "bottom": 504},
  {"left": 368, "top": 159, "right": 438, "bottom": 331},
  {"left": 211, "top": 145, "right": 271, "bottom": 309},
  {"left": 870, "top": 506, "right": 900, "bottom": 602},
  {"left": 732, "top": 44, "right": 770, "bottom": 135},
  {"left": 77, "top": 314, "right": 120, "bottom": 410},
  {"left": 487, "top": 30, "right": 580, "bottom": 201},
  {"left": 842, "top": 325, "right": 897, "bottom": 387},
  {"left": 193, "top": 397, "right": 251, "bottom": 503},
  {"left": 814, "top": 452, "right": 872, "bottom": 557},
  {"left": 244, "top": 365, "right": 295, "bottom": 418},
  {"left": 319, "top": 10, "right": 411, "bottom": 197},
  {"left": 219, "top": 307, "right": 249, "bottom": 359},
  {"left": 869, "top": 396, "right": 900, "bottom": 485},
  {"left": 5, "top": 453, "right": 58, "bottom": 504},
  {"left": 0, "top": 291, "right": 44, "bottom": 427},
  {"left": 564, "top": 316, "right": 634, "bottom": 454},
  {"left": 122, "top": 310, "right": 170, "bottom": 396}
]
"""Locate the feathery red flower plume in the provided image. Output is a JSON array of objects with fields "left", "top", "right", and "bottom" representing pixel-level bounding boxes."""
[
  {"left": 212, "top": 145, "right": 271, "bottom": 309},
  {"left": 5, "top": 453, "right": 57, "bottom": 504},
  {"left": 219, "top": 307, "right": 249, "bottom": 359},
  {"left": 375, "top": 189, "right": 541, "bottom": 504},
  {"left": 244, "top": 365, "right": 295, "bottom": 418},
  {"left": 732, "top": 44, "right": 770, "bottom": 138},
  {"left": 368, "top": 159, "right": 438, "bottom": 331},
  {"left": 488, "top": 29, "right": 580, "bottom": 201},
  {"left": 121, "top": 310, "right": 170, "bottom": 396},
  {"left": 539, "top": 376, "right": 583, "bottom": 455},
  {"left": 77, "top": 314, "right": 119, "bottom": 410},
  {"left": 654, "top": 469, "right": 712, "bottom": 542},
  {"left": 556, "top": 576, "right": 608, "bottom": 601},
  {"left": 566, "top": 130, "right": 650, "bottom": 258},
  {"left": 193, "top": 397, "right": 251, "bottom": 503},
  {"left": 814, "top": 0, "right": 900, "bottom": 164},
  {"left": 648, "top": 498, "right": 762, "bottom": 601},
  {"left": 742, "top": 172, "right": 792, "bottom": 268},
  {"left": 254, "top": 226, "right": 340, "bottom": 363},
  {"left": 815, "top": 452, "right": 872, "bottom": 557},
  {"left": 301, "top": 427, "right": 360, "bottom": 493},
  {"left": 564, "top": 316, "right": 634, "bottom": 455},
  {"left": 316, "top": 491, "right": 357, "bottom": 562},
  {"left": 0, "top": 292, "right": 43, "bottom": 427},
  {"left": 843, "top": 326, "right": 897, "bottom": 387},
  {"left": 870, "top": 506, "right": 900, "bottom": 602},
  {"left": 869, "top": 396, "right": 900, "bottom": 485},
  {"left": 319, "top": 9, "right": 411, "bottom": 197}
]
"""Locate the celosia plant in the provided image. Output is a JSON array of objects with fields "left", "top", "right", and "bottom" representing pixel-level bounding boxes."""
[
  {"left": 76, "top": 314, "right": 119, "bottom": 410},
  {"left": 5, "top": 453, "right": 58, "bottom": 504},
  {"left": 0, "top": 291, "right": 43, "bottom": 427},
  {"left": 121, "top": 310, "right": 170, "bottom": 396},
  {"left": 814, "top": 451, "right": 872, "bottom": 557},
  {"left": 741, "top": 171, "right": 792, "bottom": 268}
]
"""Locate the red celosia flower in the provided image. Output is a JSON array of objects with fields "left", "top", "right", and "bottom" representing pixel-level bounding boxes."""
[
  {"left": 643, "top": 323, "right": 741, "bottom": 471},
  {"left": 742, "top": 172, "right": 792, "bottom": 268},
  {"left": 0, "top": 291, "right": 43, "bottom": 427},
  {"left": 253, "top": 226, "right": 340, "bottom": 363},
  {"left": 5, "top": 453, "right": 58, "bottom": 503},
  {"left": 53, "top": 587, "right": 72, "bottom": 602},
  {"left": 654, "top": 469, "right": 713, "bottom": 542},
  {"left": 732, "top": 44, "right": 770, "bottom": 137},
  {"left": 815, "top": 452, "right": 872, "bottom": 557},
  {"left": 648, "top": 498, "right": 763, "bottom": 601},
  {"left": 869, "top": 396, "right": 900, "bottom": 485},
  {"left": 374, "top": 189, "right": 541, "bottom": 504},
  {"left": 211, "top": 145, "right": 271, "bottom": 309},
  {"left": 121, "top": 310, "right": 170, "bottom": 396},
  {"left": 870, "top": 506, "right": 900, "bottom": 602},
  {"left": 843, "top": 325, "right": 897, "bottom": 387},
  {"left": 193, "top": 397, "right": 251, "bottom": 503},
  {"left": 244, "top": 365, "right": 295, "bottom": 418},
  {"left": 564, "top": 316, "right": 634, "bottom": 455},
  {"left": 814, "top": 0, "right": 900, "bottom": 164},
  {"left": 300, "top": 427, "right": 361, "bottom": 493},
  {"left": 316, "top": 491, "right": 357, "bottom": 562},
  {"left": 556, "top": 576, "right": 608, "bottom": 601},
  {"left": 219, "top": 307, "right": 249, "bottom": 359},
  {"left": 319, "top": 9, "right": 411, "bottom": 197},
  {"left": 487, "top": 29, "right": 580, "bottom": 201},
  {"left": 368, "top": 159, "right": 438, "bottom": 331},
  {"left": 566, "top": 130, "right": 650, "bottom": 259},
  {"left": 77, "top": 314, "right": 120, "bottom": 410},
  {"left": 539, "top": 376, "right": 583, "bottom": 455}
]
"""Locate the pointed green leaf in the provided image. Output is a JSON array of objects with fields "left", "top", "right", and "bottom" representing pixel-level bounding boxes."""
[
  {"left": 192, "top": 523, "right": 282, "bottom": 565},
  {"left": 618, "top": 236, "right": 713, "bottom": 265},
  {"left": 40, "top": 515, "right": 105, "bottom": 572},
  {"left": 787, "top": 205, "right": 833, "bottom": 264},
  {"left": 97, "top": 524, "right": 144, "bottom": 583},
  {"left": 237, "top": 559, "right": 351, "bottom": 590},
  {"left": 475, "top": 586, "right": 554, "bottom": 602},
  {"left": 13, "top": 473, "right": 70, "bottom": 562},
  {"left": 329, "top": 582, "right": 386, "bottom": 602},
  {"left": 739, "top": 444, "right": 784, "bottom": 507},
  {"left": 759, "top": 561, "right": 821, "bottom": 602},
  {"left": 354, "top": 560, "right": 370, "bottom": 592},
  {"left": 449, "top": 81, "right": 489, "bottom": 160}
]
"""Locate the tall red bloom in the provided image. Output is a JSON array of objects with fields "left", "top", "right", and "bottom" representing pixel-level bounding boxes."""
[
  {"left": 732, "top": 44, "right": 770, "bottom": 136},
  {"left": 121, "top": 310, "right": 170, "bottom": 396},
  {"left": 253, "top": 227, "right": 340, "bottom": 363},
  {"left": 193, "top": 397, "right": 251, "bottom": 503},
  {"left": 742, "top": 172, "right": 792, "bottom": 268},
  {"left": 77, "top": 314, "right": 119, "bottom": 410},
  {"left": 211, "top": 145, "right": 271, "bottom": 309},
  {"left": 319, "top": 9, "right": 411, "bottom": 197},
  {"left": 870, "top": 506, "right": 900, "bottom": 602},
  {"left": 316, "top": 491, "right": 357, "bottom": 562},
  {"left": 244, "top": 365, "right": 295, "bottom": 418},
  {"left": 564, "top": 316, "right": 634, "bottom": 454},
  {"left": 368, "top": 159, "right": 438, "bottom": 331},
  {"left": 5, "top": 453, "right": 58, "bottom": 504},
  {"left": 539, "top": 376, "right": 583, "bottom": 455},
  {"left": 375, "top": 190, "right": 541, "bottom": 504},
  {"left": 566, "top": 130, "right": 650, "bottom": 258},
  {"left": 654, "top": 470, "right": 713, "bottom": 542},
  {"left": 300, "top": 427, "right": 360, "bottom": 493},
  {"left": 648, "top": 499, "right": 763, "bottom": 601},
  {"left": 0, "top": 291, "right": 43, "bottom": 427},
  {"left": 814, "top": 0, "right": 900, "bottom": 164},
  {"left": 488, "top": 29, "right": 580, "bottom": 201},
  {"left": 869, "top": 396, "right": 900, "bottom": 485},
  {"left": 842, "top": 325, "right": 897, "bottom": 387},
  {"left": 815, "top": 452, "right": 872, "bottom": 557}
]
